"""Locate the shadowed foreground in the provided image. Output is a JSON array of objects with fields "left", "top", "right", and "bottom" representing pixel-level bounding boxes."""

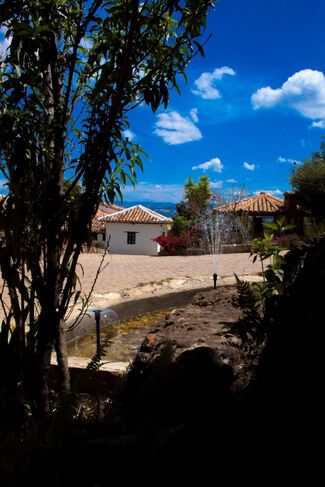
[{"left": 1, "top": 238, "right": 324, "bottom": 485}]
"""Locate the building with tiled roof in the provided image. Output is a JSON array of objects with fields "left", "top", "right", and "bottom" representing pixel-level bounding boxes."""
[
  {"left": 217, "top": 192, "right": 285, "bottom": 215},
  {"left": 99, "top": 201, "right": 124, "bottom": 213},
  {"left": 216, "top": 191, "right": 288, "bottom": 237},
  {"left": 99, "top": 205, "right": 173, "bottom": 224},
  {"left": 91, "top": 202, "right": 125, "bottom": 235},
  {"left": 95, "top": 205, "right": 172, "bottom": 255},
  {"left": 91, "top": 210, "right": 107, "bottom": 234}
]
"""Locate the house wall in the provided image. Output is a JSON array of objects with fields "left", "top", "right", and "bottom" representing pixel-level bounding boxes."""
[{"left": 105, "top": 222, "right": 169, "bottom": 255}]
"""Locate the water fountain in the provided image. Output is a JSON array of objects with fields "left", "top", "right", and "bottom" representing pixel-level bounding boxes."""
[{"left": 198, "top": 206, "right": 250, "bottom": 287}]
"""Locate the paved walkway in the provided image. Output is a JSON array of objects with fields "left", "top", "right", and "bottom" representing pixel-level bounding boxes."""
[
  {"left": 0, "top": 252, "right": 264, "bottom": 322},
  {"left": 79, "top": 252, "right": 262, "bottom": 295}
]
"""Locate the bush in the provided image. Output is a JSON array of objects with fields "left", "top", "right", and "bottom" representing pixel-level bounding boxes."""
[
  {"left": 153, "top": 233, "right": 188, "bottom": 255},
  {"left": 154, "top": 227, "right": 201, "bottom": 255}
]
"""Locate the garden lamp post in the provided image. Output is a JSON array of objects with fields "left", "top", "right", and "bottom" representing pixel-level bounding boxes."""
[
  {"left": 213, "top": 273, "right": 218, "bottom": 289},
  {"left": 94, "top": 309, "right": 101, "bottom": 355},
  {"left": 88, "top": 307, "right": 120, "bottom": 357}
]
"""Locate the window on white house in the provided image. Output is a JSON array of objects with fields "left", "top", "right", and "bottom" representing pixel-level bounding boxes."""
[{"left": 127, "top": 232, "right": 137, "bottom": 245}]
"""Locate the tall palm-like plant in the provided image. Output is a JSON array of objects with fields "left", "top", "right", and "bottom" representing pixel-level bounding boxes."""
[{"left": 0, "top": 0, "right": 214, "bottom": 417}]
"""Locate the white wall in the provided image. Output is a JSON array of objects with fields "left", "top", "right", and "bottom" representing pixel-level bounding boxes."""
[{"left": 106, "top": 223, "right": 168, "bottom": 255}]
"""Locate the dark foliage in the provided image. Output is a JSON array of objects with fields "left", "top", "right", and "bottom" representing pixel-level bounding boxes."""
[{"left": 231, "top": 275, "right": 263, "bottom": 349}]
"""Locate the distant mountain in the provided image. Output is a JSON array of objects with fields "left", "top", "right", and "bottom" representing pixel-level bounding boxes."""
[{"left": 122, "top": 201, "right": 177, "bottom": 217}]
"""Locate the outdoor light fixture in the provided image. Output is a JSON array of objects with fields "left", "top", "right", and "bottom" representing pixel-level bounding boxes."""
[
  {"left": 213, "top": 273, "right": 218, "bottom": 289},
  {"left": 93, "top": 309, "right": 102, "bottom": 355},
  {"left": 88, "top": 307, "right": 120, "bottom": 356}
]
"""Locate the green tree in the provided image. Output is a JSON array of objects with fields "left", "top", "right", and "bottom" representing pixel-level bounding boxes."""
[
  {"left": 172, "top": 176, "right": 212, "bottom": 235},
  {"left": 290, "top": 140, "right": 325, "bottom": 222},
  {"left": 0, "top": 0, "right": 213, "bottom": 418},
  {"left": 184, "top": 175, "right": 212, "bottom": 219}
]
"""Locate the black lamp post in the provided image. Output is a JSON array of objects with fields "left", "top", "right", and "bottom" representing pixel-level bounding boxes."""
[
  {"left": 94, "top": 309, "right": 101, "bottom": 355},
  {"left": 213, "top": 272, "right": 218, "bottom": 289},
  {"left": 89, "top": 307, "right": 119, "bottom": 357}
]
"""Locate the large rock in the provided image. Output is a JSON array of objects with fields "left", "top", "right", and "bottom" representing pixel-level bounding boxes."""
[{"left": 109, "top": 286, "right": 243, "bottom": 431}]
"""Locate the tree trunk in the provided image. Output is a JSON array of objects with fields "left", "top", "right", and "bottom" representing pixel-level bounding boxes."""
[
  {"left": 36, "top": 328, "right": 54, "bottom": 420},
  {"left": 54, "top": 321, "right": 71, "bottom": 393}
]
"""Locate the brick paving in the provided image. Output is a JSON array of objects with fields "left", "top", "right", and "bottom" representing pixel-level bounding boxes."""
[
  {"left": 0, "top": 252, "right": 264, "bottom": 321},
  {"left": 78, "top": 251, "right": 262, "bottom": 294}
]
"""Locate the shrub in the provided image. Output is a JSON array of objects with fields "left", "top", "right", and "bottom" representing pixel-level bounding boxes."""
[{"left": 153, "top": 233, "right": 188, "bottom": 255}]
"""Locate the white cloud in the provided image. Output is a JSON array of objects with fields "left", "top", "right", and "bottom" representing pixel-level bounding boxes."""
[
  {"left": 311, "top": 120, "right": 325, "bottom": 129},
  {"left": 253, "top": 189, "right": 283, "bottom": 197},
  {"left": 154, "top": 111, "right": 202, "bottom": 145},
  {"left": 192, "top": 66, "right": 236, "bottom": 100},
  {"left": 226, "top": 178, "right": 238, "bottom": 183},
  {"left": 210, "top": 180, "right": 223, "bottom": 189},
  {"left": 123, "top": 129, "right": 135, "bottom": 141},
  {"left": 192, "top": 157, "right": 223, "bottom": 173},
  {"left": 123, "top": 181, "right": 184, "bottom": 203},
  {"left": 243, "top": 162, "right": 255, "bottom": 171},
  {"left": 251, "top": 69, "right": 325, "bottom": 120},
  {"left": 189, "top": 108, "right": 199, "bottom": 123},
  {"left": 277, "top": 156, "right": 301, "bottom": 165}
]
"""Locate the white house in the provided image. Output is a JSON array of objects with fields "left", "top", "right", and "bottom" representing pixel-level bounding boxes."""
[{"left": 97, "top": 205, "right": 172, "bottom": 255}]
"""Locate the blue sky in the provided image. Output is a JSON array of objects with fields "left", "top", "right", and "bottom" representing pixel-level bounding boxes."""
[
  {"left": 122, "top": 0, "right": 325, "bottom": 203},
  {"left": 1, "top": 0, "right": 325, "bottom": 204}
]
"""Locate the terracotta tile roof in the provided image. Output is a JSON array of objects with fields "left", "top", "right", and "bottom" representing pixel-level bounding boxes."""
[
  {"left": 96, "top": 209, "right": 107, "bottom": 218},
  {"left": 92, "top": 216, "right": 106, "bottom": 233},
  {"left": 217, "top": 192, "right": 285, "bottom": 215},
  {"left": 92, "top": 203, "right": 124, "bottom": 233},
  {"left": 99, "top": 205, "right": 173, "bottom": 224},
  {"left": 99, "top": 202, "right": 124, "bottom": 212}
]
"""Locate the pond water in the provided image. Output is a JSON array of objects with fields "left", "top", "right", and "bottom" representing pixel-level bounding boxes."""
[{"left": 67, "top": 308, "right": 172, "bottom": 362}]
